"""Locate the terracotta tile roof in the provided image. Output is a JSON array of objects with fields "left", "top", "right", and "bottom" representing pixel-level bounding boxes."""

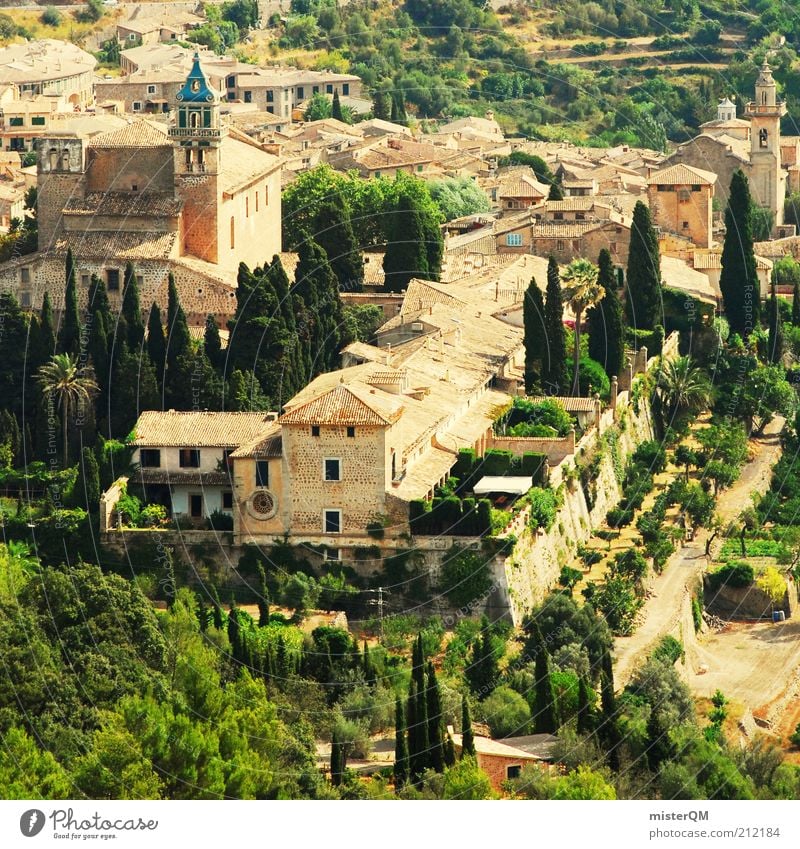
[
  {"left": 542, "top": 198, "right": 612, "bottom": 212},
  {"left": 230, "top": 424, "right": 282, "bottom": 459},
  {"left": 530, "top": 396, "right": 596, "bottom": 411},
  {"left": 55, "top": 230, "right": 177, "bottom": 261},
  {"left": 499, "top": 173, "right": 549, "bottom": 198},
  {"left": 450, "top": 733, "right": 541, "bottom": 760},
  {"left": 131, "top": 411, "right": 277, "bottom": 446},
  {"left": 647, "top": 163, "right": 717, "bottom": 186},
  {"left": 531, "top": 222, "right": 598, "bottom": 238},
  {"left": 280, "top": 383, "right": 402, "bottom": 426},
  {"left": 693, "top": 251, "right": 772, "bottom": 271},
  {"left": 63, "top": 192, "right": 182, "bottom": 217},
  {"left": 88, "top": 119, "right": 171, "bottom": 149}
]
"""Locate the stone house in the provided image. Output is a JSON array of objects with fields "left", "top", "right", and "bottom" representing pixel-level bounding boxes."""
[
  {"left": 646, "top": 163, "right": 717, "bottom": 249},
  {"left": 0, "top": 40, "right": 96, "bottom": 109},
  {"left": 450, "top": 731, "right": 545, "bottom": 792}
]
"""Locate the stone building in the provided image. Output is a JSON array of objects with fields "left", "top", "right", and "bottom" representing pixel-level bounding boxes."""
[
  {"left": 0, "top": 40, "right": 96, "bottom": 108},
  {"left": 646, "top": 163, "right": 717, "bottom": 249},
  {"left": 0, "top": 54, "right": 282, "bottom": 327}
]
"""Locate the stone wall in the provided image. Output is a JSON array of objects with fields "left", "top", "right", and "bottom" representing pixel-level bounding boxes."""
[
  {"left": 86, "top": 146, "right": 174, "bottom": 195},
  {"left": 488, "top": 432, "right": 575, "bottom": 465}
]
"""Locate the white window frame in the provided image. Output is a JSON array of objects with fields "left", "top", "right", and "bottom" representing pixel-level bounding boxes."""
[
  {"left": 132, "top": 101, "right": 142, "bottom": 112},
  {"left": 323, "top": 509, "right": 342, "bottom": 534},
  {"left": 147, "top": 84, "right": 156, "bottom": 95},
  {"left": 323, "top": 457, "right": 341, "bottom": 482}
]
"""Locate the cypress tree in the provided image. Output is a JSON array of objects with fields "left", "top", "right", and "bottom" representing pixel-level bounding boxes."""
[
  {"left": 204, "top": 314, "right": 222, "bottom": 371},
  {"left": 767, "top": 275, "right": 783, "bottom": 364},
  {"left": 372, "top": 88, "right": 390, "bottom": 120},
  {"left": 542, "top": 256, "right": 567, "bottom": 394},
  {"left": 421, "top": 208, "right": 444, "bottom": 282},
  {"left": 443, "top": 733, "right": 456, "bottom": 767},
  {"left": 165, "top": 272, "right": 191, "bottom": 370},
  {"left": 256, "top": 563, "right": 270, "bottom": 627},
  {"left": 461, "top": 696, "right": 475, "bottom": 757},
  {"left": 363, "top": 640, "right": 376, "bottom": 685},
  {"left": 792, "top": 279, "right": 800, "bottom": 325},
  {"left": 531, "top": 621, "right": 558, "bottom": 733},
  {"left": 331, "top": 728, "right": 343, "bottom": 787},
  {"left": 211, "top": 586, "right": 224, "bottom": 630},
  {"left": 39, "top": 291, "right": 56, "bottom": 357},
  {"left": 587, "top": 248, "right": 625, "bottom": 379},
  {"left": 412, "top": 633, "right": 425, "bottom": 693},
  {"left": 523, "top": 277, "right": 546, "bottom": 393},
  {"left": 390, "top": 90, "right": 407, "bottom": 125},
  {"left": 720, "top": 169, "right": 760, "bottom": 338},
  {"left": 383, "top": 191, "right": 429, "bottom": 293},
  {"left": 77, "top": 445, "right": 100, "bottom": 512},
  {"left": 313, "top": 195, "right": 364, "bottom": 293},
  {"left": 227, "top": 602, "right": 241, "bottom": 663},
  {"left": 58, "top": 247, "right": 80, "bottom": 355},
  {"left": 394, "top": 696, "right": 409, "bottom": 787},
  {"left": 121, "top": 262, "right": 145, "bottom": 351},
  {"left": 548, "top": 176, "right": 564, "bottom": 201},
  {"left": 146, "top": 302, "right": 166, "bottom": 386},
  {"left": 426, "top": 661, "right": 444, "bottom": 773},
  {"left": 577, "top": 674, "right": 592, "bottom": 734},
  {"left": 331, "top": 89, "right": 343, "bottom": 122},
  {"left": 599, "top": 649, "right": 620, "bottom": 771},
  {"left": 626, "top": 200, "right": 662, "bottom": 331}
]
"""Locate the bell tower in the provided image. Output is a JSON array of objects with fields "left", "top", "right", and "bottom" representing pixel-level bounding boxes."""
[
  {"left": 745, "top": 60, "right": 787, "bottom": 226},
  {"left": 170, "top": 53, "right": 227, "bottom": 264}
]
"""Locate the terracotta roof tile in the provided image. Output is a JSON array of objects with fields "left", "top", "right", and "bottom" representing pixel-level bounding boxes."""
[
  {"left": 230, "top": 424, "right": 282, "bottom": 459},
  {"left": 63, "top": 191, "right": 182, "bottom": 217},
  {"left": 132, "top": 411, "right": 277, "bottom": 446},
  {"left": 88, "top": 119, "right": 171, "bottom": 149},
  {"left": 647, "top": 163, "right": 717, "bottom": 185},
  {"left": 280, "top": 383, "right": 402, "bottom": 426},
  {"left": 55, "top": 230, "right": 178, "bottom": 261}
]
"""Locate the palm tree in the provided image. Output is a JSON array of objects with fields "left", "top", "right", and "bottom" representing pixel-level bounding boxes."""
[
  {"left": 37, "top": 353, "right": 98, "bottom": 466},
  {"left": 657, "top": 355, "right": 712, "bottom": 426},
  {"left": 561, "top": 258, "right": 605, "bottom": 396}
]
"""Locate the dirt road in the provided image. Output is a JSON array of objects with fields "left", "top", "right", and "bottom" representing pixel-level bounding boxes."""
[{"left": 613, "top": 416, "right": 786, "bottom": 688}]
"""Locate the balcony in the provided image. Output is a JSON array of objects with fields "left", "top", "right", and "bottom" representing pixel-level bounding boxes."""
[{"left": 744, "top": 101, "right": 787, "bottom": 117}]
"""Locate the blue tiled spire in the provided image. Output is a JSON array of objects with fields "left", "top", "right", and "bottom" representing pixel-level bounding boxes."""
[{"left": 176, "top": 53, "right": 217, "bottom": 104}]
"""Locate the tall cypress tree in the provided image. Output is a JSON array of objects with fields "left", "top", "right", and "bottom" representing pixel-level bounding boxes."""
[
  {"left": 146, "top": 302, "right": 166, "bottom": 386},
  {"left": 599, "top": 648, "right": 620, "bottom": 771},
  {"left": 256, "top": 563, "right": 270, "bottom": 628},
  {"left": 331, "top": 89, "right": 343, "bottom": 122},
  {"left": 523, "top": 277, "right": 546, "bottom": 393},
  {"left": 531, "top": 621, "right": 558, "bottom": 733},
  {"left": 121, "top": 262, "right": 145, "bottom": 351},
  {"left": 383, "top": 191, "right": 429, "bottom": 292},
  {"left": 577, "top": 674, "right": 592, "bottom": 734},
  {"left": 548, "top": 176, "right": 564, "bottom": 201},
  {"left": 204, "top": 314, "right": 222, "bottom": 371},
  {"left": 720, "top": 169, "right": 760, "bottom": 338},
  {"left": 39, "top": 291, "right": 56, "bottom": 357},
  {"left": 461, "top": 696, "right": 475, "bottom": 757},
  {"left": 792, "top": 279, "right": 800, "bottom": 325},
  {"left": 426, "top": 661, "right": 444, "bottom": 773},
  {"left": 626, "top": 200, "right": 661, "bottom": 331},
  {"left": 394, "top": 696, "right": 409, "bottom": 787},
  {"left": 587, "top": 248, "right": 625, "bottom": 379},
  {"left": 165, "top": 273, "right": 191, "bottom": 370},
  {"left": 59, "top": 247, "right": 80, "bottom": 355},
  {"left": 372, "top": 88, "right": 390, "bottom": 120},
  {"left": 767, "top": 275, "right": 783, "bottom": 364},
  {"left": 313, "top": 195, "right": 364, "bottom": 293},
  {"left": 330, "top": 728, "right": 343, "bottom": 787},
  {"left": 542, "top": 256, "right": 567, "bottom": 394},
  {"left": 77, "top": 445, "right": 100, "bottom": 512}
]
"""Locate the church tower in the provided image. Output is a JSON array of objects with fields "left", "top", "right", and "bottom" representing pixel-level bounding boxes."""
[
  {"left": 745, "top": 60, "right": 787, "bottom": 227},
  {"left": 169, "top": 53, "right": 227, "bottom": 264},
  {"left": 717, "top": 96, "right": 736, "bottom": 122}
]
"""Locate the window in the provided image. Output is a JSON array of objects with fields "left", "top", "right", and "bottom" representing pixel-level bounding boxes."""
[
  {"left": 682, "top": 220, "right": 689, "bottom": 229},
  {"left": 255, "top": 460, "right": 269, "bottom": 487},
  {"left": 325, "top": 548, "right": 341, "bottom": 561},
  {"left": 132, "top": 101, "right": 142, "bottom": 112},
  {"left": 244, "top": 90, "right": 253, "bottom": 104},
  {"left": 189, "top": 494, "right": 203, "bottom": 518},
  {"left": 179, "top": 448, "right": 200, "bottom": 468},
  {"left": 324, "top": 458, "right": 341, "bottom": 481},
  {"left": 266, "top": 106, "right": 274, "bottom": 114},
  {"left": 556, "top": 240, "right": 565, "bottom": 251},
  {"left": 374, "top": 170, "right": 381, "bottom": 178},
  {"left": 20, "top": 267, "right": 29, "bottom": 284},
  {"left": 31, "top": 116, "right": 45, "bottom": 126},
  {"left": 506, "top": 765, "right": 522, "bottom": 780},
  {"left": 759, "top": 128, "right": 768, "bottom": 148},
  {"left": 657, "top": 184, "right": 668, "bottom": 192},
  {"left": 692, "top": 184, "right": 702, "bottom": 192},
  {"left": 575, "top": 212, "right": 585, "bottom": 221},
  {"left": 297, "top": 86, "right": 304, "bottom": 100},
  {"left": 266, "top": 90, "right": 273, "bottom": 103},
  {"left": 326, "top": 84, "right": 333, "bottom": 94},
  {"left": 347, "top": 426, "right": 355, "bottom": 438},
  {"left": 323, "top": 509, "right": 341, "bottom": 534},
  {"left": 20, "top": 291, "right": 31, "bottom": 309},
  {"left": 553, "top": 212, "right": 564, "bottom": 220},
  {"left": 139, "top": 449, "right": 161, "bottom": 468},
  {"left": 81, "top": 274, "right": 90, "bottom": 287},
  {"left": 222, "top": 448, "right": 234, "bottom": 469},
  {"left": 311, "top": 425, "right": 320, "bottom": 437},
  {"left": 9, "top": 116, "right": 23, "bottom": 127},
  {"left": 343, "top": 83, "right": 349, "bottom": 95},
  {"left": 106, "top": 269, "right": 120, "bottom": 291},
  {"left": 506, "top": 233, "right": 522, "bottom": 247},
  {"left": 222, "top": 491, "right": 233, "bottom": 510},
  {"left": 136, "top": 274, "right": 144, "bottom": 287},
  {"left": 129, "top": 32, "right": 137, "bottom": 40},
  {"left": 227, "top": 75, "right": 236, "bottom": 88},
  {"left": 147, "top": 85, "right": 156, "bottom": 95}
]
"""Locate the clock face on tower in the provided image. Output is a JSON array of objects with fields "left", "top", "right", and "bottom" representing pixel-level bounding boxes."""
[{"left": 191, "top": 80, "right": 200, "bottom": 93}]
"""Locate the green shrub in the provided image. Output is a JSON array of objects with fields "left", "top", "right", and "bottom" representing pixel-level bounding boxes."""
[
  {"left": 708, "top": 561, "right": 755, "bottom": 590},
  {"left": 439, "top": 546, "right": 493, "bottom": 608},
  {"left": 481, "top": 449, "right": 514, "bottom": 476},
  {"left": 528, "top": 487, "right": 558, "bottom": 531},
  {"left": 116, "top": 492, "right": 141, "bottom": 526},
  {"left": 606, "top": 506, "right": 634, "bottom": 528},
  {"left": 452, "top": 448, "right": 476, "bottom": 481},
  {"left": 632, "top": 440, "right": 667, "bottom": 474},
  {"left": 652, "top": 635, "right": 683, "bottom": 665},
  {"left": 565, "top": 357, "right": 610, "bottom": 399},
  {"left": 521, "top": 451, "right": 547, "bottom": 484},
  {"left": 207, "top": 509, "right": 233, "bottom": 531},
  {"left": 138, "top": 503, "right": 167, "bottom": 527}
]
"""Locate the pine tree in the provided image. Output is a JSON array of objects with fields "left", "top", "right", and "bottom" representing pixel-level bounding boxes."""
[
  {"left": 394, "top": 696, "right": 409, "bottom": 787},
  {"left": 426, "top": 661, "right": 444, "bottom": 773},
  {"left": 542, "top": 256, "right": 567, "bottom": 394},
  {"left": 720, "top": 169, "right": 760, "bottom": 338},
  {"left": 121, "top": 262, "right": 145, "bottom": 351},
  {"left": 146, "top": 302, "right": 166, "bottom": 386},
  {"left": 331, "top": 89, "right": 343, "bottom": 122},
  {"left": 531, "top": 621, "right": 558, "bottom": 733},
  {"left": 461, "top": 696, "right": 475, "bottom": 757},
  {"left": 577, "top": 674, "right": 592, "bottom": 734},
  {"left": 383, "top": 191, "right": 429, "bottom": 292},
  {"left": 39, "top": 291, "right": 56, "bottom": 357},
  {"left": 767, "top": 275, "right": 783, "bottom": 364},
  {"left": 58, "top": 248, "right": 80, "bottom": 355},
  {"left": 313, "top": 195, "right": 364, "bottom": 293},
  {"left": 587, "top": 248, "right": 625, "bottom": 379},
  {"left": 626, "top": 200, "right": 662, "bottom": 331},
  {"left": 204, "top": 314, "right": 222, "bottom": 371},
  {"left": 523, "top": 277, "right": 546, "bottom": 393},
  {"left": 792, "top": 279, "right": 800, "bottom": 325}
]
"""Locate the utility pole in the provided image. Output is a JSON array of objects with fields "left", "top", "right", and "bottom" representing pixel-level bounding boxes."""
[{"left": 367, "top": 586, "right": 388, "bottom": 638}]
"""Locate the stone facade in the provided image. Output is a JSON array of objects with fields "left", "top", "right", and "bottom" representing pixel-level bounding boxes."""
[{"left": 647, "top": 176, "right": 714, "bottom": 249}]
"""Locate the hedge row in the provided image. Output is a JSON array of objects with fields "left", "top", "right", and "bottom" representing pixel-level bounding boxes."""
[{"left": 409, "top": 496, "right": 492, "bottom": 537}]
